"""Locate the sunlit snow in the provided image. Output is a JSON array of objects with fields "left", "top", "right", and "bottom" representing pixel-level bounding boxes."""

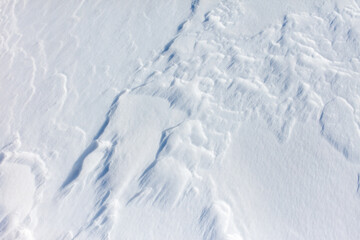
[{"left": 1, "top": 0, "right": 360, "bottom": 239}]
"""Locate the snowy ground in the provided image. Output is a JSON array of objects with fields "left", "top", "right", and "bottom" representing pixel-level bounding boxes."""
[{"left": 1, "top": 0, "right": 360, "bottom": 239}]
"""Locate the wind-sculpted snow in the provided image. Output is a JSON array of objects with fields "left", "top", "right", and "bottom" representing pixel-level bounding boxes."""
[
  {"left": 0, "top": 136, "right": 47, "bottom": 239},
  {"left": 1, "top": 0, "right": 360, "bottom": 239},
  {"left": 320, "top": 98, "right": 360, "bottom": 162}
]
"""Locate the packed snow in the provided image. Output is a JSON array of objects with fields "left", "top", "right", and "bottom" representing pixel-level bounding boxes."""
[{"left": 1, "top": 0, "right": 360, "bottom": 239}]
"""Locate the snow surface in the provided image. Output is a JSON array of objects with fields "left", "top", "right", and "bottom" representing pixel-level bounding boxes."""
[{"left": 1, "top": 0, "right": 360, "bottom": 239}]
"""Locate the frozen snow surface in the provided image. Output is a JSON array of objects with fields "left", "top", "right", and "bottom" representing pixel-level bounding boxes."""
[{"left": 1, "top": 0, "right": 360, "bottom": 239}]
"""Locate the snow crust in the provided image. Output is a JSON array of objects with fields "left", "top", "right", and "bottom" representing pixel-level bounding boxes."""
[{"left": 1, "top": 0, "right": 360, "bottom": 239}]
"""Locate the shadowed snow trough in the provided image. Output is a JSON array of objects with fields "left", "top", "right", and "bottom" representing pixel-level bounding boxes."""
[{"left": 1, "top": 0, "right": 360, "bottom": 239}]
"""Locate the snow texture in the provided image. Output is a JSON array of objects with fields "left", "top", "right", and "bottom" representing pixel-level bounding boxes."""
[{"left": 1, "top": 0, "right": 360, "bottom": 239}]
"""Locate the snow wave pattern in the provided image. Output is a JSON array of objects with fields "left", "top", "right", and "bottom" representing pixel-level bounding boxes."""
[{"left": 1, "top": 0, "right": 360, "bottom": 239}]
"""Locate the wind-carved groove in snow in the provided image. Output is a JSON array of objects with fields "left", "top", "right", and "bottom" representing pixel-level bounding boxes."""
[
  {"left": 2, "top": 0, "right": 359, "bottom": 238},
  {"left": 71, "top": 138, "right": 118, "bottom": 240},
  {"left": 59, "top": 91, "right": 186, "bottom": 239},
  {"left": 138, "top": 127, "right": 176, "bottom": 186},
  {"left": 128, "top": 122, "right": 190, "bottom": 207},
  {"left": 56, "top": 88, "right": 131, "bottom": 239},
  {"left": 120, "top": 1, "right": 360, "bottom": 238},
  {"left": 60, "top": 89, "right": 128, "bottom": 190},
  {"left": 122, "top": 1, "right": 247, "bottom": 238},
  {"left": 191, "top": 0, "right": 200, "bottom": 14},
  {"left": 149, "top": 0, "right": 200, "bottom": 66}
]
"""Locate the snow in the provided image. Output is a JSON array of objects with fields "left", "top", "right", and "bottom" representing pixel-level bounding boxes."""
[{"left": 1, "top": 0, "right": 360, "bottom": 239}]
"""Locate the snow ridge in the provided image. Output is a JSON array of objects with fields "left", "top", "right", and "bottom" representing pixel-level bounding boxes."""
[{"left": 2, "top": 0, "right": 360, "bottom": 239}]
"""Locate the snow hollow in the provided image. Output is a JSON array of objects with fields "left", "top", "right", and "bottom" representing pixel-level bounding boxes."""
[{"left": 1, "top": 0, "right": 360, "bottom": 239}]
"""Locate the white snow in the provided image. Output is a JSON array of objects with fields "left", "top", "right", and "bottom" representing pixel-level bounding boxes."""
[{"left": 1, "top": 0, "right": 360, "bottom": 239}]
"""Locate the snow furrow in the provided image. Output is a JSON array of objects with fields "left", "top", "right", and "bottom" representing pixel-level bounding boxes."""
[{"left": 2, "top": 0, "right": 360, "bottom": 239}]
